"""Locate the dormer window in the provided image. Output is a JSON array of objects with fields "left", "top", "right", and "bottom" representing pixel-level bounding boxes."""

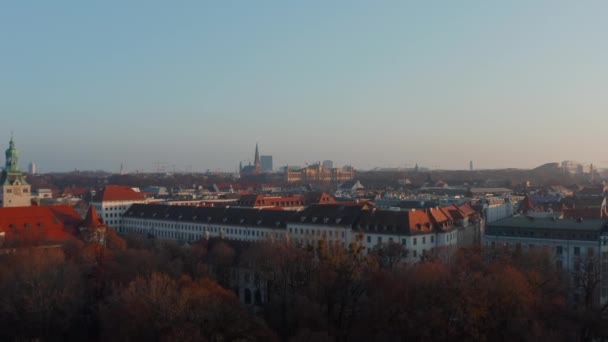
[
  {"left": 323, "top": 218, "right": 329, "bottom": 223},
  {"left": 240, "top": 218, "right": 245, "bottom": 224},
  {"left": 300, "top": 216, "right": 306, "bottom": 222},
  {"left": 312, "top": 217, "right": 318, "bottom": 223},
  {"left": 223, "top": 217, "right": 228, "bottom": 223},
  {"left": 336, "top": 218, "right": 342, "bottom": 224}
]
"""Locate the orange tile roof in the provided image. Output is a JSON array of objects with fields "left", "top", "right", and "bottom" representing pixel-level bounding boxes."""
[
  {"left": 427, "top": 207, "right": 451, "bottom": 224},
  {"left": 93, "top": 185, "right": 146, "bottom": 202},
  {"left": 0, "top": 205, "right": 82, "bottom": 244}
]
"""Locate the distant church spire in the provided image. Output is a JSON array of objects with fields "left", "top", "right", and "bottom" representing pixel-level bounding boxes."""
[{"left": 254, "top": 143, "right": 261, "bottom": 173}]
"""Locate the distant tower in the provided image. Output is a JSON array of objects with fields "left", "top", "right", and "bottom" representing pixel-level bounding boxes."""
[
  {"left": 120, "top": 163, "right": 124, "bottom": 175},
  {"left": 0, "top": 135, "right": 31, "bottom": 207},
  {"left": 590, "top": 163, "right": 595, "bottom": 183},
  {"left": 28, "top": 162, "right": 36, "bottom": 174},
  {"left": 414, "top": 163, "right": 419, "bottom": 173},
  {"left": 470, "top": 160, "right": 474, "bottom": 171},
  {"left": 254, "top": 143, "right": 261, "bottom": 174}
]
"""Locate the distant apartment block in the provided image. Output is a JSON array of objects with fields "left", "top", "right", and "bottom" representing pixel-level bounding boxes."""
[
  {"left": 28, "top": 162, "right": 36, "bottom": 174},
  {"left": 322, "top": 160, "right": 334, "bottom": 169}
]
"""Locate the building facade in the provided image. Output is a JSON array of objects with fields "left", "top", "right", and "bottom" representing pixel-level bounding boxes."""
[
  {"left": 120, "top": 202, "right": 482, "bottom": 263},
  {"left": 284, "top": 164, "right": 355, "bottom": 184},
  {"left": 90, "top": 185, "right": 147, "bottom": 231},
  {"left": 485, "top": 216, "right": 608, "bottom": 305}
]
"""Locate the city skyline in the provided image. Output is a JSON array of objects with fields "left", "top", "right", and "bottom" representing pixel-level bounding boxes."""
[{"left": 2, "top": 1, "right": 607, "bottom": 172}]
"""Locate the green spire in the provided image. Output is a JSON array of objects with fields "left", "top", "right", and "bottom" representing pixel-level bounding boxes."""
[{"left": 5, "top": 135, "right": 19, "bottom": 172}]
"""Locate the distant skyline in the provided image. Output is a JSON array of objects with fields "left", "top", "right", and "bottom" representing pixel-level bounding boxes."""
[{"left": 2, "top": 1, "right": 607, "bottom": 172}]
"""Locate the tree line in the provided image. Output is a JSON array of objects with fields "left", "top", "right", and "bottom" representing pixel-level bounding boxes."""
[{"left": 1, "top": 232, "right": 607, "bottom": 341}]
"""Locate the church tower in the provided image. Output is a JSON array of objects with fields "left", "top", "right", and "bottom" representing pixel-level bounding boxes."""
[
  {"left": 0, "top": 136, "right": 31, "bottom": 207},
  {"left": 254, "top": 143, "right": 261, "bottom": 174}
]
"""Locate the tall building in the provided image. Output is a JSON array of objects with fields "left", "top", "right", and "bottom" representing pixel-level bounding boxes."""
[
  {"left": 261, "top": 155, "right": 273, "bottom": 172},
  {"left": 28, "top": 162, "right": 36, "bottom": 174},
  {"left": 322, "top": 160, "right": 334, "bottom": 169},
  {"left": 0, "top": 136, "right": 31, "bottom": 207}
]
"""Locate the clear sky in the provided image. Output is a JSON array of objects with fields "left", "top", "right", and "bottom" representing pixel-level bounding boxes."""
[{"left": 1, "top": 1, "right": 607, "bottom": 172}]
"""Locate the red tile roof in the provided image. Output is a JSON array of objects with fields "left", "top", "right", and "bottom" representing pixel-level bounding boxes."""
[
  {"left": 0, "top": 205, "right": 82, "bottom": 245},
  {"left": 93, "top": 185, "right": 146, "bottom": 202},
  {"left": 427, "top": 207, "right": 451, "bottom": 224},
  {"left": 456, "top": 203, "right": 477, "bottom": 216}
]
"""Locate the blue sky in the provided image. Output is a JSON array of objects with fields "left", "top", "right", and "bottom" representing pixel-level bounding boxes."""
[{"left": 1, "top": 1, "right": 607, "bottom": 172}]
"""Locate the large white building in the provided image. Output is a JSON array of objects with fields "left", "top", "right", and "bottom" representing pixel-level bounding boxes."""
[
  {"left": 120, "top": 202, "right": 482, "bottom": 262},
  {"left": 485, "top": 216, "right": 608, "bottom": 305},
  {"left": 90, "top": 185, "right": 147, "bottom": 231}
]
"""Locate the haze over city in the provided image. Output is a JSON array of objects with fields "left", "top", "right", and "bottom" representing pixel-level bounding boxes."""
[{"left": 2, "top": 1, "right": 607, "bottom": 172}]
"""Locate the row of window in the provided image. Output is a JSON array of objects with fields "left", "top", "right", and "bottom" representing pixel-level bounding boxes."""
[
  {"left": 489, "top": 229, "right": 599, "bottom": 241},
  {"left": 490, "top": 241, "right": 595, "bottom": 257},
  {"left": 122, "top": 224, "right": 283, "bottom": 240},
  {"left": 4, "top": 188, "right": 29, "bottom": 194},
  {"left": 122, "top": 219, "right": 461, "bottom": 249},
  {"left": 288, "top": 227, "right": 345, "bottom": 238}
]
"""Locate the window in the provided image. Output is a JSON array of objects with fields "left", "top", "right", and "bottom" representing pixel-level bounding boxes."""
[
  {"left": 430, "top": 236, "right": 434, "bottom": 243},
  {"left": 367, "top": 236, "right": 371, "bottom": 243},
  {"left": 402, "top": 239, "right": 406, "bottom": 245},
  {"left": 413, "top": 238, "right": 417, "bottom": 245},
  {"left": 574, "top": 247, "right": 580, "bottom": 256},
  {"left": 556, "top": 246, "right": 563, "bottom": 255},
  {"left": 556, "top": 260, "right": 563, "bottom": 270},
  {"left": 377, "top": 236, "right": 382, "bottom": 244},
  {"left": 422, "top": 237, "right": 426, "bottom": 244}
]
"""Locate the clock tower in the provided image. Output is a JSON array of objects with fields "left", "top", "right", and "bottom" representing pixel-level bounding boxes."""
[{"left": 0, "top": 135, "right": 31, "bottom": 207}]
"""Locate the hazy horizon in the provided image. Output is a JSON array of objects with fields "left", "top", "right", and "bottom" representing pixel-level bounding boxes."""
[{"left": 2, "top": 1, "right": 607, "bottom": 172}]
